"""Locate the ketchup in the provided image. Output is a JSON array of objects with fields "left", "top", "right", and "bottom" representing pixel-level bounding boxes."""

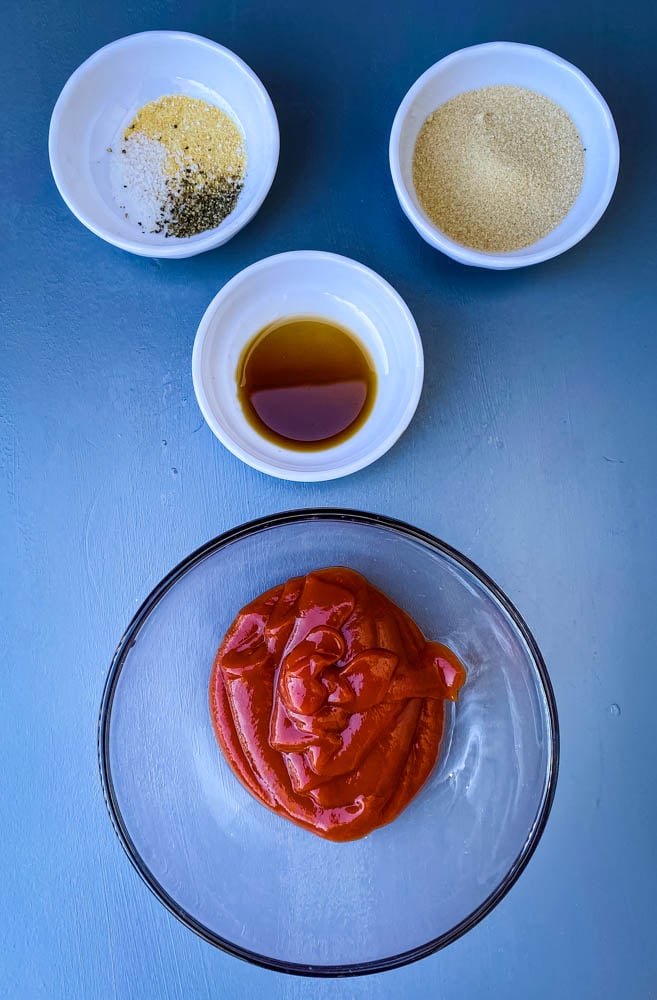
[{"left": 209, "top": 568, "right": 466, "bottom": 842}]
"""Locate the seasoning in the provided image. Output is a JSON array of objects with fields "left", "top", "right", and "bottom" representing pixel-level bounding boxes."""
[
  {"left": 109, "top": 94, "right": 246, "bottom": 238},
  {"left": 237, "top": 316, "right": 377, "bottom": 451},
  {"left": 412, "top": 85, "right": 585, "bottom": 253},
  {"left": 209, "top": 567, "right": 467, "bottom": 841}
]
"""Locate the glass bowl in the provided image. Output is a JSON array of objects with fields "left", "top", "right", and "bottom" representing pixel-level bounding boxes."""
[{"left": 98, "top": 509, "right": 558, "bottom": 976}]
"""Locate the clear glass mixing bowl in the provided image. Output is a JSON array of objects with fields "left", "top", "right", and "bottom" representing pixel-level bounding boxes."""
[{"left": 99, "top": 509, "right": 558, "bottom": 976}]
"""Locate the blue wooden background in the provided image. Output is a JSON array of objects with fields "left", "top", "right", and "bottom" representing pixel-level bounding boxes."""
[{"left": 3, "top": 0, "right": 656, "bottom": 997}]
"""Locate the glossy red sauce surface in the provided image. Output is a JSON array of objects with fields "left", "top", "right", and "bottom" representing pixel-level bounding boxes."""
[{"left": 209, "top": 567, "right": 466, "bottom": 841}]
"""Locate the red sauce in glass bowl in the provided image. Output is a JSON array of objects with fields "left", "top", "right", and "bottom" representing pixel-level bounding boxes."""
[{"left": 209, "top": 567, "right": 466, "bottom": 842}]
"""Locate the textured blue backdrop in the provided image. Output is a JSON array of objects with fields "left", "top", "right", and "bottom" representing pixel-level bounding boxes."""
[{"left": 2, "top": 0, "right": 657, "bottom": 997}]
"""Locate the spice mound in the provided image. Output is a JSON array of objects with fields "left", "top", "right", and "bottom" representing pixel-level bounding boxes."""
[
  {"left": 110, "top": 94, "right": 246, "bottom": 238},
  {"left": 412, "top": 85, "right": 585, "bottom": 253},
  {"left": 209, "top": 567, "right": 466, "bottom": 842}
]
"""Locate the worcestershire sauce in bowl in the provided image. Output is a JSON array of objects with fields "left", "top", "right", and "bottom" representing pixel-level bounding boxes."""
[{"left": 237, "top": 316, "right": 377, "bottom": 451}]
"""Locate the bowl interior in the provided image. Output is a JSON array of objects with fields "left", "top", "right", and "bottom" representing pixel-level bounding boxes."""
[
  {"left": 393, "top": 43, "right": 618, "bottom": 265},
  {"left": 102, "top": 513, "right": 557, "bottom": 972},
  {"left": 49, "top": 32, "right": 278, "bottom": 256},
  {"left": 192, "top": 253, "right": 423, "bottom": 481}
]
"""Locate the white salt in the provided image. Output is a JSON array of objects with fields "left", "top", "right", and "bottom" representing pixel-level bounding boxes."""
[{"left": 110, "top": 134, "right": 171, "bottom": 234}]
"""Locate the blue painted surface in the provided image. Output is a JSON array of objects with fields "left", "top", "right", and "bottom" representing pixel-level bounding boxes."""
[{"left": 2, "top": 0, "right": 657, "bottom": 996}]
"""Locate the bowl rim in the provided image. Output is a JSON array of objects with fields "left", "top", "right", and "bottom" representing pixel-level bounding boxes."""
[
  {"left": 48, "top": 29, "right": 280, "bottom": 259},
  {"left": 98, "top": 507, "right": 560, "bottom": 977},
  {"left": 389, "top": 40, "right": 620, "bottom": 269},
  {"left": 191, "top": 250, "right": 424, "bottom": 481}
]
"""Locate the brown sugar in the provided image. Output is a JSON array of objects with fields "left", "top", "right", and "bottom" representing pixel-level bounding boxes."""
[{"left": 412, "top": 85, "right": 585, "bottom": 253}]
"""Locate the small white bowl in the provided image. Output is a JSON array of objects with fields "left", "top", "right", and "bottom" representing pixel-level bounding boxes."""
[
  {"left": 192, "top": 251, "right": 424, "bottom": 481},
  {"left": 49, "top": 31, "right": 279, "bottom": 258},
  {"left": 389, "top": 42, "right": 619, "bottom": 269}
]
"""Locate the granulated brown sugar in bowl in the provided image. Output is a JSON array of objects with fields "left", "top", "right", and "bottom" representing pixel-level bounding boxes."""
[{"left": 412, "top": 85, "right": 584, "bottom": 253}]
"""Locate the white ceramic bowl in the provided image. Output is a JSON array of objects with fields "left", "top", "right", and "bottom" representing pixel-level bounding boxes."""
[
  {"left": 389, "top": 42, "right": 619, "bottom": 269},
  {"left": 192, "top": 251, "right": 424, "bottom": 481},
  {"left": 49, "top": 31, "right": 279, "bottom": 258}
]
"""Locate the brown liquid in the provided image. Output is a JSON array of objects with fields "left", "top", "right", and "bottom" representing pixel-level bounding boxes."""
[{"left": 237, "top": 316, "right": 377, "bottom": 451}]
